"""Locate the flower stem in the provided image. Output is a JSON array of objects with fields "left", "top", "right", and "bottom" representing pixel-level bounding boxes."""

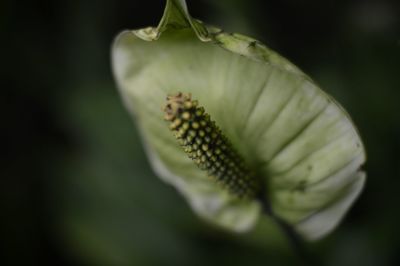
[{"left": 258, "top": 197, "right": 322, "bottom": 266}]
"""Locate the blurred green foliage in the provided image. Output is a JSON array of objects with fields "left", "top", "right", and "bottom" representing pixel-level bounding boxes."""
[{"left": 2, "top": 0, "right": 399, "bottom": 265}]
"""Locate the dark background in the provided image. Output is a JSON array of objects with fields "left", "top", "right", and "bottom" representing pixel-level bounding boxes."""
[{"left": 2, "top": 0, "right": 400, "bottom": 265}]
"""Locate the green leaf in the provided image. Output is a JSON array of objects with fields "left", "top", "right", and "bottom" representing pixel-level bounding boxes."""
[{"left": 112, "top": 0, "right": 366, "bottom": 240}]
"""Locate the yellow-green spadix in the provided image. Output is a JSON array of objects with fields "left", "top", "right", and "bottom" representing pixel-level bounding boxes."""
[{"left": 111, "top": 0, "right": 366, "bottom": 241}]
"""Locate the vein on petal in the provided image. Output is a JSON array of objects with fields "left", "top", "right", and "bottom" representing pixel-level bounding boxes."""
[{"left": 265, "top": 102, "right": 329, "bottom": 166}]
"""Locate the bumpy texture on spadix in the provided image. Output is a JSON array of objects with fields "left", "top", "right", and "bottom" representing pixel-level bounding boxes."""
[
  {"left": 112, "top": 0, "right": 366, "bottom": 240},
  {"left": 164, "top": 92, "right": 261, "bottom": 199}
]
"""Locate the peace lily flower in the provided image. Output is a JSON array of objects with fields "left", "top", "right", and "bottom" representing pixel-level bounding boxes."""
[{"left": 111, "top": 0, "right": 366, "bottom": 241}]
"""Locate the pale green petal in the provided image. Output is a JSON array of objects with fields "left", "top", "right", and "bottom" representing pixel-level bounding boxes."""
[
  {"left": 295, "top": 172, "right": 365, "bottom": 240},
  {"left": 112, "top": 0, "right": 366, "bottom": 240}
]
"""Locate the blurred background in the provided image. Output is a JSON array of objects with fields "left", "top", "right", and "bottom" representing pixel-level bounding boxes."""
[{"left": 2, "top": 0, "right": 399, "bottom": 265}]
